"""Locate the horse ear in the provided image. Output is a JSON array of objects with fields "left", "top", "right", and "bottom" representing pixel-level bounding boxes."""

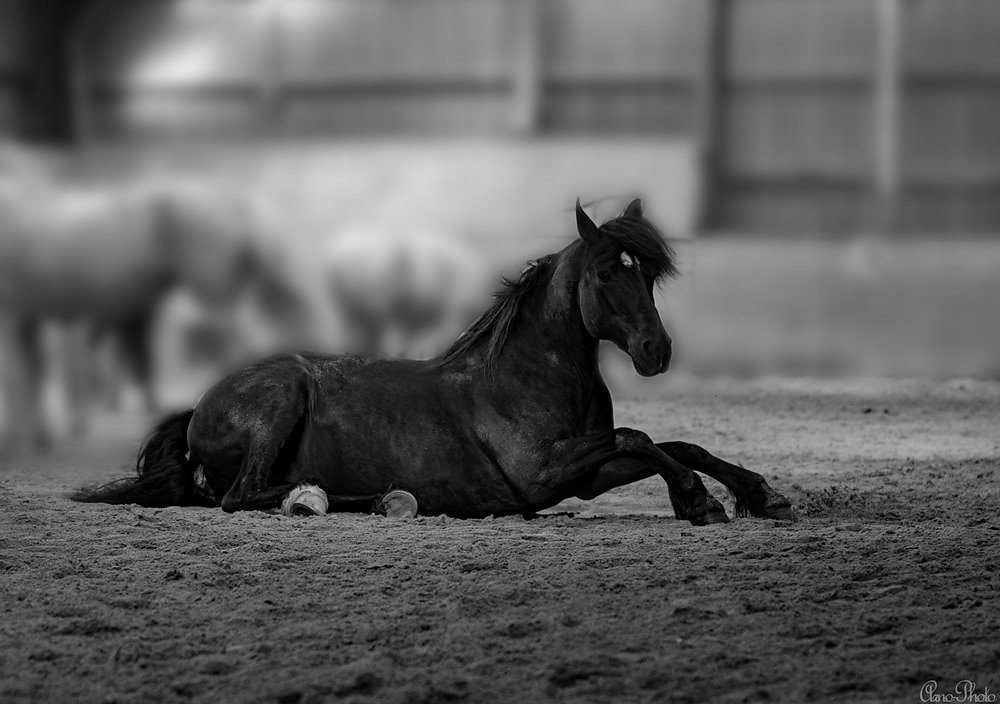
[
  {"left": 623, "top": 198, "right": 643, "bottom": 219},
  {"left": 576, "top": 198, "right": 601, "bottom": 245}
]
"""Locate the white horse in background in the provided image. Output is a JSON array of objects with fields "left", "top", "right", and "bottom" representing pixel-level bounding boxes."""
[
  {"left": 324, "top": 226, "right": 491, "bottom": 360},
  {"left": 0, "top": 149, "right": 317, "bottom": 455}
]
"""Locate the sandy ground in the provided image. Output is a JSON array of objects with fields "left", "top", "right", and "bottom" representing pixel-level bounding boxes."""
[{"left": 1, "top": 376, "right": 998, "bottom": 703}]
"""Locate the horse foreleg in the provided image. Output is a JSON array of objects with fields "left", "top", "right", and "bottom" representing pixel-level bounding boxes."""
[
  {"left": 539, "top": 428, "right": 729, "bottom": 526},
  {"left": 573, "top": 456, "right": 729, "bottom": 525},
  {"left": 656, "top": 441, "right": 795, "bottom": 520}
]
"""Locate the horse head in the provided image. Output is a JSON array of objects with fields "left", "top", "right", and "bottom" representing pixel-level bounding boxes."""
[
  {"left": 156, "top": 185, "right": 323, "bottom": 359},
  {"left": 156, "top": 186, "right": 259, "bottom": 305},
  {"left": 575, "top": 198, "right": 676, "bottom": 377}
]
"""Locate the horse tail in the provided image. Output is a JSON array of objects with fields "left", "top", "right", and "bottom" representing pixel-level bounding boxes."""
[{"left": 70, "top": 409, "right": 200, "bottom": 507}]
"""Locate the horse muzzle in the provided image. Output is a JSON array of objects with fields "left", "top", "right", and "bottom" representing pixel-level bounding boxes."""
[{"left": 629, "top": 333, "right": 672, "bottom": 377}]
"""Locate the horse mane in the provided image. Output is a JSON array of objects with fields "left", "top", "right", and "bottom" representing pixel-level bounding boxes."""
[
  {"left": 433, "top": 212, "right": 676, "bottom": 374},
  {"left": 433, "top": 255, "right": 554, "bottom": 374}
]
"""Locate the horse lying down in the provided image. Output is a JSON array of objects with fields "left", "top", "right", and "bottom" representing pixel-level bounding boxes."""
[{"left": 73, "top": 199, "right": 794, "bottom": 525}]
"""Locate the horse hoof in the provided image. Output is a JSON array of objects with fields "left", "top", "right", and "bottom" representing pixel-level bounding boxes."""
[
  {"left": 684, "top": 508, "right": 730, "bottom": 526},
  {"left": 381, "top": 490, "right": 418, "bottom": 518},
  {"left": 765, "top": 502, "right": 797, "bottom": 522},
  {"left": 737, "top": 484, "right": 797, "bottom": 521},
  {"left": 702, "top": 510, "right": 731, "bottom": 525},
  {"left": 282, "top": 484, "right": 329, "bottom": 517}
]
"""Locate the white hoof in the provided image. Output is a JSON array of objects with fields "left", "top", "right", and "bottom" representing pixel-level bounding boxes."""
[
  {"left": 382, "top": 490, "right": 418, "bottom": 518},
  {"left": 281, "top": 484, "right": 329, "bottom": 516}
]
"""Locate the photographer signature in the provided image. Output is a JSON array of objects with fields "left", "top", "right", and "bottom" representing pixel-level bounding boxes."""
[{"left": 921, "top": 681, "right": 996, "bottom": 703}]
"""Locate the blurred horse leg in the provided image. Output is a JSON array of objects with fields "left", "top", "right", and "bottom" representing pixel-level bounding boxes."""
[
  {"left": 20, "top": 319, "right": 50, "bottom": 451},
  {"left": 118, "top": 312, "right": 159, "bottom": 413},
  {"left": 62, "top": 321, "right": 103, "bottom": 438},
  {"left": 83, "top": 315, "right": 158, "bottom": 415},
  {"left": 0, "top": 315, "right": 48, "bottom": 455}
]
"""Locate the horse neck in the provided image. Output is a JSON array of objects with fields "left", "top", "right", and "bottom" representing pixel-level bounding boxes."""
[{"left": 498, "top": 243, "right": 600, "bottom": 382}]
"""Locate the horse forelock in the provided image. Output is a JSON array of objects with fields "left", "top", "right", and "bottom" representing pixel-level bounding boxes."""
[{"left": 595, "top": 215, "right": 678, "bottom": 283}]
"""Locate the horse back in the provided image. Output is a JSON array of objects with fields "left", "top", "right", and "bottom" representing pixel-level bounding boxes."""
[{"left": 0, "top": 189, "right": 165, "bottom": 317}]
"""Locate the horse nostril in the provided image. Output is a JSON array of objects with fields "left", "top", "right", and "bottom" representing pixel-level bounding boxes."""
[{"left": 641, "top": 337, "right": 666, "bottom": 359}]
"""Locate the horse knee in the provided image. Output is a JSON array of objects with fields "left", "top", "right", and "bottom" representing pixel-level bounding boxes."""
[{"left": 614, "top": 428, "right": 653, "bottom": 452}]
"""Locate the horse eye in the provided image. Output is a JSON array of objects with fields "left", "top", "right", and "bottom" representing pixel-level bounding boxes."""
[{"left": 597, "top": 271, "right": 611, "bottom": 283}]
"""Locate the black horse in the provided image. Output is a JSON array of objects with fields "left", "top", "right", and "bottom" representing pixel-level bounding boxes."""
[{"left": 73, "top": 199, "right": 793, "bottom": 525}]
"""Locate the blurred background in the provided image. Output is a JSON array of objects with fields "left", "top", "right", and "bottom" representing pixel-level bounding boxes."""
[{"left": 1, "top": 0, "right": 998, "bottom": 454}]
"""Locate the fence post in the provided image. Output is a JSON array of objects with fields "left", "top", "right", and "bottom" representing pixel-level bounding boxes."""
[
  {"left": 258, "top": 0, "right": 284, "bottom": 134},
  {"left": 873, "top": 0, "right": 903, "bottom": 234},
  {"left": 67, "top": 0, "right": 111, "bottom": 145},
  {"left": 696, "top": 0, "right": 731, "bottom": 232},
  {"left": 511, "top": 0, "right": 543, "bottom": 134}
]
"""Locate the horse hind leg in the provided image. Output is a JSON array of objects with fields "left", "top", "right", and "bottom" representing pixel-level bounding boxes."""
[
  {"left": 217, "top": 429, "right": 303, "bottom": 513},
  {"left": 211, "top": 398, "right": 321, "bottom": 514},
  {"left": 222, "top": 477, "right": 304, "bottom": 513},
  {"left": 218, "top": 436, "right": 310, "bottom": 513}
]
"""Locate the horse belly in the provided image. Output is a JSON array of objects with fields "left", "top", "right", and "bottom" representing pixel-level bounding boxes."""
[{"left": 298, "top": 405, "right": 523, "bottom": 518}]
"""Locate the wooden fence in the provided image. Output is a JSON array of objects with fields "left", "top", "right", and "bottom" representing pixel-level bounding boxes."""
[
  {"left": 79, "top": 0, "right": 709, "bottom": 138},
  {"left": 900, "top": 0, "right": 1000, "bottom": 232},
  {"left": 711, "top": 0, "right": 1000, "bottom": 234},
  {"left": 3, "top": 0, "right": 999, "bottom": 233},
  {"left": 0, "top": 0, "right": 28, "bottom": 135}
]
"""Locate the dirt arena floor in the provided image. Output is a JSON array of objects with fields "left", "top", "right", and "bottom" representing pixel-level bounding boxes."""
[{"left": 1, "top": 376, "right": 998, "bottom": 703}]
